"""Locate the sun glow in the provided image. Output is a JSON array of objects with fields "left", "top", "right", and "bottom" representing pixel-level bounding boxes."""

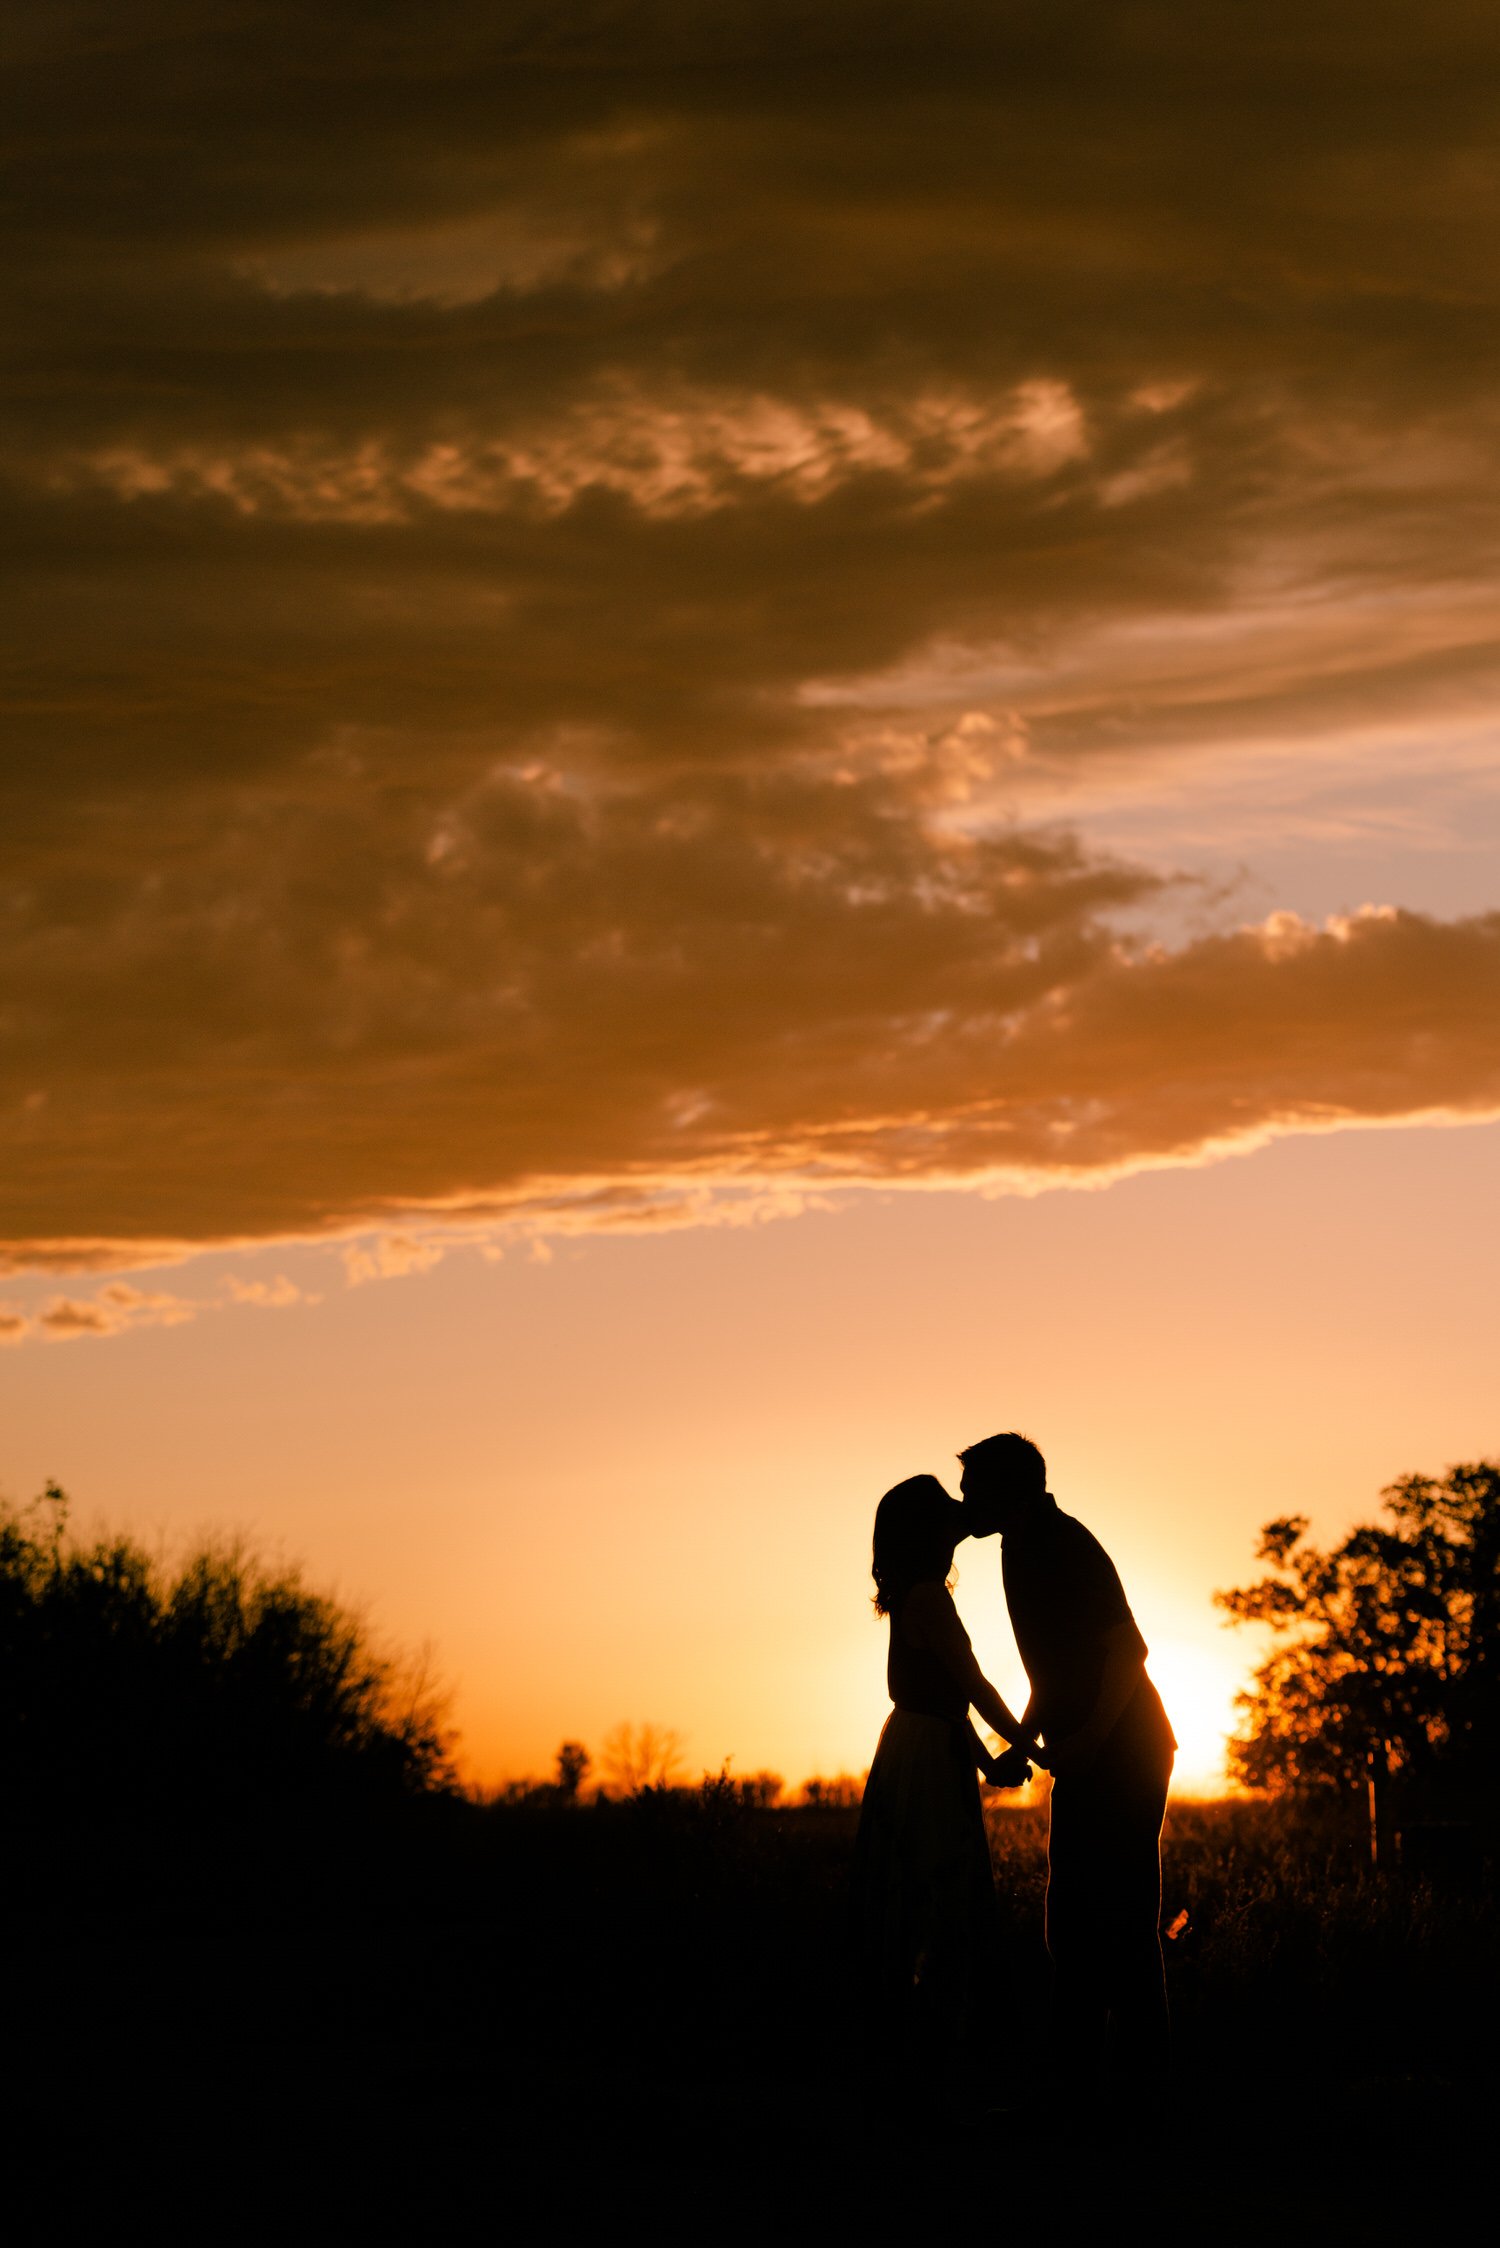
[{"left": 1146, "top": 1636, "right": 1247, "bottom": 1797}]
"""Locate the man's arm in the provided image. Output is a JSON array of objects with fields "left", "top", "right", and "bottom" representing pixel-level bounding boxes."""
[{"left": 1049, "top": 1618, "right": 1147, "bottom": 1776}]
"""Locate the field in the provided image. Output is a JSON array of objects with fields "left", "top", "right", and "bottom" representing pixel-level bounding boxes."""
[{"left": 7, "top": 1783, "right": 1493, "bottom": 2228}]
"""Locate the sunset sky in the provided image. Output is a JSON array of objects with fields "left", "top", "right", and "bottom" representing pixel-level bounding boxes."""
[{"left": 6, "top": 3, "right": 1499, "bottom": 1794}]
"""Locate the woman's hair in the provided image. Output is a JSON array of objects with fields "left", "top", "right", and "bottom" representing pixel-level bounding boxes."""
[{"left": 870, "top": 1473, "right": 960, "bottom": 1617}]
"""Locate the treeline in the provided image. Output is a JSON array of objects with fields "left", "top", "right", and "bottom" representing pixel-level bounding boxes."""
[
  {"left": 0, "top": 1483, "right": 454, "bottom": 1821},
  {"left": 0, "top": 1484, "right": 863, "bottom": 1827},
  {"left": 496, "top": 1723, "right": 864, "bottom": 1810}
]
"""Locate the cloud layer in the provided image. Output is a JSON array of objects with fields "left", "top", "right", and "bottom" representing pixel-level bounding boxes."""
[{"left": 7, "top": 3, "right": 1500, "bottom": 1271}]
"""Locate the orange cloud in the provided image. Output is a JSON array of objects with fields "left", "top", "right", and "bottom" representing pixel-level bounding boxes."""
[
  {"left": 36, "top": 1284, "right": 199, "bottom": 1340},
  {"left": 223, "top": 1274, "right": 317, "bottom": 1309},
  {"left": 342, "top": 1237, "right": 448, "bottom": 1287},
  {"left": 45, "top": 378, "right": 1091, "bottom": 526},
  {"left": 3, "top": 807, "right": 1497, "bottom": 1271},
  {"left": 6, "top": 3, "right": 1500, "bottom": 1277}
]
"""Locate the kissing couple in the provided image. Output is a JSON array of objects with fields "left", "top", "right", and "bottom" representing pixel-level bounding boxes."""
[{"left": 852, "top": 1431, "right": 1177, "bottom": 2120}]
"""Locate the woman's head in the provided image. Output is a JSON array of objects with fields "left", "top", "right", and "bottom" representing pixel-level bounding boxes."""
[{"left": 870, "top": 1473, "right": 962, "bottom": 1616}]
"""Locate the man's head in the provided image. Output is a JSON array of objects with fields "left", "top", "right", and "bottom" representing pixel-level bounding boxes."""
[{"left": 957, "top": 1432, "right": 1047, "bottom": 1538}]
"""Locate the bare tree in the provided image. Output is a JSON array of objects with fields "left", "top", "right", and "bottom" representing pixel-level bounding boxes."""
[{"left": 599, "top": 1721, "right": 686, "bottom": 1796}]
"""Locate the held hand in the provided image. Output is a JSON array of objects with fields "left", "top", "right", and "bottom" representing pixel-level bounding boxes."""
[{"left": 986, "top": 1744, "right": 1033, "bottom": 1790}]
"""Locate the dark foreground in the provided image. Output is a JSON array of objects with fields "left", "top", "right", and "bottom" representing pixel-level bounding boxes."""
[{"left": 5, "top": 1788, "right": 1493, "bottom": 2231}]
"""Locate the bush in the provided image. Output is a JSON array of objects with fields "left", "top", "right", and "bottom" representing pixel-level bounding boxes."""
[{"left": 0, "top": 1483, "right": 455, "bottom": 1820}]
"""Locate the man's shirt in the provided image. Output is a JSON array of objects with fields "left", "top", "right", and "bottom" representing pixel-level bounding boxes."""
[{"left": 1002, "top": 1496, "right": 1176, "bottom": 1767}]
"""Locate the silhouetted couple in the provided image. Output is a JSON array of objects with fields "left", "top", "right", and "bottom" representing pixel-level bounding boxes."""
[{"left": 852, "top": 1431, "right": 1176, "bottom": 2125}]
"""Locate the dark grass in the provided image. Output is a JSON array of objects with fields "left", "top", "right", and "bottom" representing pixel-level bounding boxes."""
[{"left": 5, "top": 1786, "right": 1494, "bottom": 2224}]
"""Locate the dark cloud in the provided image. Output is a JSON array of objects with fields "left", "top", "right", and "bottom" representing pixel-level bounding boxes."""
[
  {"left": 1, "top": 768, "right": 1160, "bottom": 1242},
  {"left": 5, "top": 3, "right": 1500, "bottom": 1266}
]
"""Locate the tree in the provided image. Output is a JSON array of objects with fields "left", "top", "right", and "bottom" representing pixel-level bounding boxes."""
[
  {"left": 554, "top": 1740, "right": 591, "bottom": 1801},
  {"left": 599, "top": 1721, "right": 685, "bottom": 1796},
  {"left": 1215, "top": 1461, "right": 1500, "bottom": 1807}
]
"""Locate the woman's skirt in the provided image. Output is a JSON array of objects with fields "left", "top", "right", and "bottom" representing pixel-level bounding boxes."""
[{"left": 850, "top": 1708, "right": 998, "bottom": 2051}]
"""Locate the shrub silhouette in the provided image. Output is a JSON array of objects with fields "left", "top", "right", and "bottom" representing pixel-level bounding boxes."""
[{"left": 0, "top": 1483, "right": 454, "bottom": 1819}]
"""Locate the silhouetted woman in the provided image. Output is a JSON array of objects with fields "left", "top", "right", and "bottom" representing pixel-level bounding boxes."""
[{"left": 852, "top": 1473, "right": 1047, "bottom": 2080}]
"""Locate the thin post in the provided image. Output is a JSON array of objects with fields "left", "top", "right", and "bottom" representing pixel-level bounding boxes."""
[{"left": 1365, "top": 1738, "right": 1390, "bottom": 1869}]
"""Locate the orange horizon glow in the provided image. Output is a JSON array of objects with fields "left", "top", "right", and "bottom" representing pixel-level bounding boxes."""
[{"left": 12, "top": 1115, "right": 1492, "bottom": 1800}]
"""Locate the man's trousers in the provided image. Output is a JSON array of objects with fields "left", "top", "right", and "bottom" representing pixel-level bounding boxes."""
[{"left": 1044, "top": 1741, "right": 1173, "bottom": 2094}]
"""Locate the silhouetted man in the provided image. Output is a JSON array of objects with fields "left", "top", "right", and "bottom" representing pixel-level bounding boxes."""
[{"left": 958, "top": 1432, "right": 1176, "bottom": 2110}]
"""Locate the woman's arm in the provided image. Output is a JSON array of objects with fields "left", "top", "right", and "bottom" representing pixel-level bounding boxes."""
[
  {"left": 964, "top": 1664, "right": 1048, "bottom": 1767},
  {"left": 909, "top": 1586, "right": 1049, "bottom": 1765},
  {"left": 966, "top": 1720, "right": 1032, "bottom": 1788},
  {"left": 965, "top": 1719, "right": 996, "bottom": 1778}
]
